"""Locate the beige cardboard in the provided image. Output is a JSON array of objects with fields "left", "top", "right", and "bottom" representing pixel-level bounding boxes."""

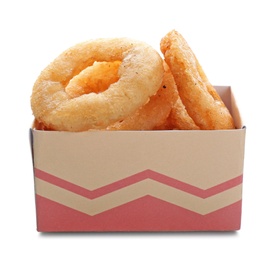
[{"left": 33, "top": 128, "right": 245, "bottom": 190}]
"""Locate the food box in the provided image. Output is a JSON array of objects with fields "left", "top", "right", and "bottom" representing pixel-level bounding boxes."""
[{"left": 30, "top": 86, "right": 245, "bottom": 232}]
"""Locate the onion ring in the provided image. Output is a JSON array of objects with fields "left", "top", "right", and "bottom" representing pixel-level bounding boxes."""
[
  {"left": 33, "top": 61, "right": 121, "bottom": 131},
  {"left": 155, "top": 63, "right": 200, "bottom": 130},
  {"left": 160, "top": 30, "right": 235, "bottom": 130},
  {"left": 107, "top": 62, "right": 177, "bottom": 130},
  {"left": 31, "top": 38, "right": 164, "bottom": 131},
  {"left": 65, "top": 61, "right": 121, "bottom": 98}
]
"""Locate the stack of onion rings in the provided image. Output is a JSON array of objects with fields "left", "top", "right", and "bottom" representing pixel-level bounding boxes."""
[
  {"left": 160, "top": 30, "right": 235, "bottom": 130},
  {"left": 31, "top": 31, "right": 235, "bottom": 131}
]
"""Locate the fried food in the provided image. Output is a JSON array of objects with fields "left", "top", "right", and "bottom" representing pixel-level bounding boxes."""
[
  {"left": 160, "top": 30, "right": 235, "bottom": 130},
  {"left": 155, "top": 63, "right": 200, "bottom": 130},
  {"left": 66, "top": 61, "right": 121, "bottom": 98},
  {"left": 31, "top": 32, "right": 235, "bottom": 132},
  {"left": 107, "top": 62, "right": 177, "bottom": 130},
  {"left": 31, "top": 38, "right": 164, "bottom": 131},
  {"left": 167, "top": 98, "right": 200, "bottom": 130}
]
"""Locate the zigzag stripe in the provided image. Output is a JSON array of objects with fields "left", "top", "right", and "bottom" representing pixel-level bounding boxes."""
[
  {"left": 35, "top": 177, "right": 242, "bottom": 216},
  {"left": 34, "top": 168, "right": 242, "bottom": 199}
]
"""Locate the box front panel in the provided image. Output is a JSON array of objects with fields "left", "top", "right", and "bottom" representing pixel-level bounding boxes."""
[{"left": 32, "top": 127, "right": 245, "bottom": 232}]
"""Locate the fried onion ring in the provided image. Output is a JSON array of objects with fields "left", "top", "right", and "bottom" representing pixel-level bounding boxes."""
[
  {"left": 160, "top": 30, "right": 235, "bottom": 130},
  {"left": 155, "top": 63, "right": 200, "bottom": 130},
  {"left": 31, "top": 38, "right": 164, "bottom": 131},
  {"left": 65, "top": 61, "right": 121, "bottom": 98},
  {"left": 107, "top": 62, "right": 177, "bottom": 130}
]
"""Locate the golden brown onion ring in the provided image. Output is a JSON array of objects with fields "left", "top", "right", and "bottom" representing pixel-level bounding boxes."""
[
  {"left": 65, "top": 61, "right": 121, "bottom": 98},
  {"left": 160, "top": 30, "right": 235, "bottom": 130},
  {"left": 31, "top": 38, "right": 164, "bottom": 131},
  {"left": 107, "top": 63, "right": 177, "bottom": 130},
  {"left": 155, "top": 63, "right": 200, "bottom": 130}
]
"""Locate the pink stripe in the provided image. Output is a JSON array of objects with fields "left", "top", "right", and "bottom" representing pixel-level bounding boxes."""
[
  {"left": 36, "top": 195, "right": 242, "bottom": 232},
  {"left": 34, "top": 168, "right": 242, "bottom": 199}
]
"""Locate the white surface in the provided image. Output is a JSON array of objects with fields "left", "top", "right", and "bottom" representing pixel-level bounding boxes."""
[{"left": 0, "top": 0, "right": 271, "bottom": 259}]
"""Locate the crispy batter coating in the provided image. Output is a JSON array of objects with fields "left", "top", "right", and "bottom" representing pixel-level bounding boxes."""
[
  {"left": 31, "top": 38, "right": 164, "bottom": 131},
  {"left": 66, "top": 61, "right": 121, "bottom": 98},
  {"left": 160, "top": 30, "right": 235, "bottom": 130},
  {"left": 107, "top": 63, "right": 177, "bottom": 130},
  {"left": 155, "top": 63, "right": 200, "bottom": 130},
  {"left": 32, "top": 32, "right": 235, "bottom": 132}
]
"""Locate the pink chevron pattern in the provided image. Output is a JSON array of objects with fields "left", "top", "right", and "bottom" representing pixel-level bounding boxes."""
[
  {"left": 34, "top": 168, "right": 243, "bottom": 231},
  {"left": 34, "top": 168, "right": 242, "bottom": 199},
  {"left": 35, "top": 195, "right": 242, "bottom": 232}
]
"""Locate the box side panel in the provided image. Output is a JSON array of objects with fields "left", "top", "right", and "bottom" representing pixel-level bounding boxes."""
[
  {"left": 231, "top": 89, "right": 244, "bottom": 129},
  {"left": 214, "top": 86, "right": 244, "bottom": 129}
]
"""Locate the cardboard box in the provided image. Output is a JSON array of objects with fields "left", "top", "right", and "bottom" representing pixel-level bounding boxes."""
[{"left": 30, "top": 86, "right": 245, "bottom": 232}]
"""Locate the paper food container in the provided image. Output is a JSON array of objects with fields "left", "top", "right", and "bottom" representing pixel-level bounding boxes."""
[{"left": 30, "top": 86, "right": 246, "bottom": 232}]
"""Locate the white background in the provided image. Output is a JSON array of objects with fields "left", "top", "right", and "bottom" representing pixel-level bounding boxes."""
[{"left": 1, "top": 0, "right": 271, "bottom": 259}]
